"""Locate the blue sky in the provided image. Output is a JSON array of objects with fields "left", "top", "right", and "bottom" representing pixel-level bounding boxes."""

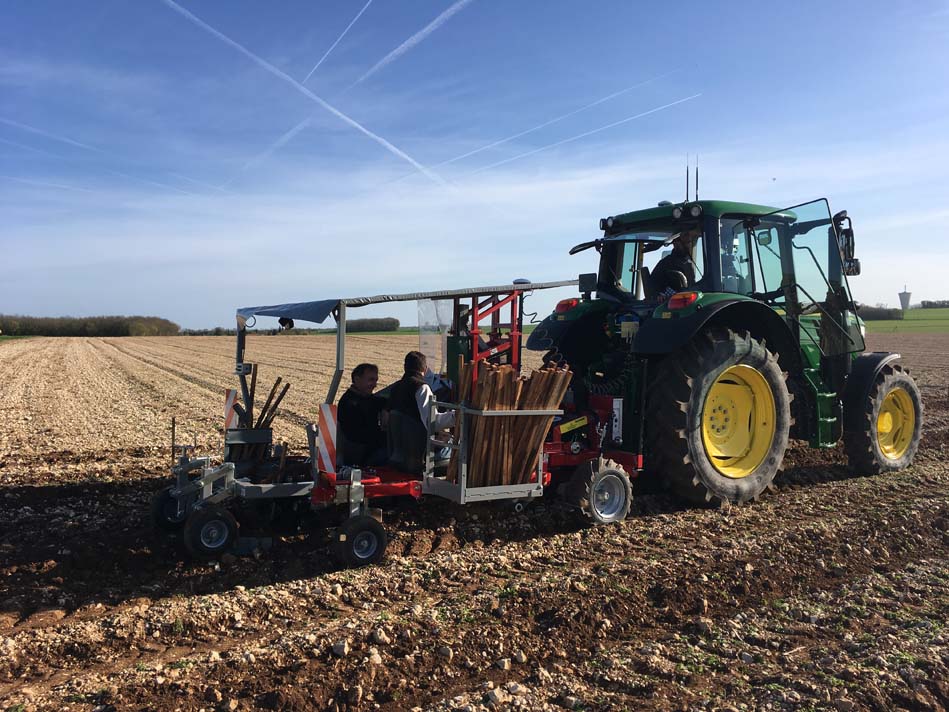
[{"left": 2, "top": 0, "right": 948, "bottom": 328}]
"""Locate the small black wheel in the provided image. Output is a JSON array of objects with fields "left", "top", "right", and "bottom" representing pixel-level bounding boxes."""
[
  {"left": 150, "top": 486, "right": 187, "bottom": 533},
  {"left": 183, "top": 506, "right": 239, "bottom": 559},
  {"left": 331, "top": 515, "right": 387, "bottom": 568},
  {"left": 567, "top": 459, "right": 633, "bottom": 525}
]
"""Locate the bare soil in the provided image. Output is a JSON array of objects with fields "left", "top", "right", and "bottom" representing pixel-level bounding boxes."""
[{"left": 1, "top": 334, "right": 947, "bottom": 712}]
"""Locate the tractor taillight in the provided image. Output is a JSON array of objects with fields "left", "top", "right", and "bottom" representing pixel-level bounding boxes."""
[
  {"left": 667, "top": 291, "right": 699, "bottom": 310},
  {"left": 555, "top": 298, "right": 579, "bottom": 313}
]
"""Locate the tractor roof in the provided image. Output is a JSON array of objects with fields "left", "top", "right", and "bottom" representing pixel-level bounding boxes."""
[{"left": 606, "top": 200, "right": 796, "bottom": 229}]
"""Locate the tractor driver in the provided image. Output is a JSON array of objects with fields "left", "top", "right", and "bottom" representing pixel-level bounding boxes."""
[{"left": 652, "top": 227, "right": 700, "bottom": 297}]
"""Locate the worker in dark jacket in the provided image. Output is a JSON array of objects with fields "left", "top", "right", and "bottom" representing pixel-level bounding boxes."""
[
  {"left": 337, "top": 363, "right": 387, "bottom": 466},
  {"left": 388, "top": 351, "right": 455, "bottom": 464},
  {"left": 652, "top": 228, "right": 700, "bottom": 296},
  {"left": 388, "top": 351, "right": 455, "bottom": 430}
]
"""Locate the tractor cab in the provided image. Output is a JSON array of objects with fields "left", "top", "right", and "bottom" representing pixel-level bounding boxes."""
[{"left": 535, "top": 198, "right": 866, "bottom": 371}]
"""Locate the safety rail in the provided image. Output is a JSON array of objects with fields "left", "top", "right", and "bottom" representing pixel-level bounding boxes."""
[{"left": 423, "top": 401, "right": 562, "bottom": 504}]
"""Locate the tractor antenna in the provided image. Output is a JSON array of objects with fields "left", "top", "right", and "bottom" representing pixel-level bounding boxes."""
[
  {"left": 685, "top": 154, "right": 689, "bottom": 202},
  {"left": 695, "top": 155, "right": 699, "bottom": 201}
]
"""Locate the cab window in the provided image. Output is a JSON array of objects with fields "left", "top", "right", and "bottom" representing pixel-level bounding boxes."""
[{"left": 719, "top": 218, "right": 783, "bottom": 300}]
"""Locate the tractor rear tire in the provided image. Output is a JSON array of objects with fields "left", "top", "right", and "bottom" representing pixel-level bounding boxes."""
[
  {"left": 332, "top": 515, "right": 387, "bottom": 568},
  {"left": 647, "top": 329, "right": 791, "bottom": 506},
  {"left": 844, "top": 363, "right": 922, "bottom": 474},
  {"left": 567, "top": 459, "right": 633, "bottom": 524},
  {"left": 150, "top": 486, "right": 187, "bottom": 533},
  {"left": 183, "top": 506, "right": 239, "bottom": 560}
]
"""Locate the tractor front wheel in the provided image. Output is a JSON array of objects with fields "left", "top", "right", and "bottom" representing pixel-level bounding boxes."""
[
  {"left": 648, "top": 329, "right": 791, "bottom": 506},
  {"left": 844, "top": 363, "right": 922, "bottom": 473},
  {"left": 183, "top": 506, "right": 239, "bottom": 559}
]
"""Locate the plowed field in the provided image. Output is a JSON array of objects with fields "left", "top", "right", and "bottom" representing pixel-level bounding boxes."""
[{"left": 1, "top": 334, "right": 948, "bottom": 712}]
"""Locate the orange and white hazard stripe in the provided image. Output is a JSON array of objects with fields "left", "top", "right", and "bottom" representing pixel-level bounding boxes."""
[
  {"left": 224, "top": 389, "right": 240, "bottom": 429},
  {"left": 317, "top": 403, "right": 338, "bottom": 473}
]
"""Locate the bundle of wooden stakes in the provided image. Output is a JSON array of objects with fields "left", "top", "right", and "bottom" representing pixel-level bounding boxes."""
[
  {"left": 449, "top": 362, "right": 572, "bottom": 487},
  {"left": 229, "top": 370, "right": 291, "bottom": 461}
]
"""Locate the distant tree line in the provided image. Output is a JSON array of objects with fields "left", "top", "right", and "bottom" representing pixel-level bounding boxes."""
[
  {"left": 347, "top": 317, "right": 399, "bottom": 333},
  {"left": 921, "top": 300, "right": 949, "bottom": 309},
  {"left": 181, "top": 327, "right": 237, "bottom": 336},
  {"left": 856, "top": 305, "right": 904, "bottom": 321},
  {"left": 0, "top": 315, "right": 180, "bottom": 336},
  {"left": 180, "top": 317, "right": 400, "bottom": 336}
]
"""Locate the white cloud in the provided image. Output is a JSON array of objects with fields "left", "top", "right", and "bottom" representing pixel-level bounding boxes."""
[{"left": 4, "top": 124, "right": 949, "bottom": 326}]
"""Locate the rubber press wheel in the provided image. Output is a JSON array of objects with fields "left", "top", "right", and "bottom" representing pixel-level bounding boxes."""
[
  {"left": 183, "top": 506, "right": 239, "bottom": 560},
  {"left": 331, "top": 515, "right": 388, "bottom": 568},
  {"left": 567, "top": 459, "right": 633, "bottom": 525},
  {"left": 150, "top": 486, "right": 188, "bottom": 533}
]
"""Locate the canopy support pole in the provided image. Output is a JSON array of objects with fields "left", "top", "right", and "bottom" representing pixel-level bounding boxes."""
[{"left": 326, "top": 302, "right": 346, "bottom": 404}]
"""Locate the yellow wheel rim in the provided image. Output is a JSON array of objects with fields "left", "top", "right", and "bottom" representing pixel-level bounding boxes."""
[
  {"left": 877, "top": 387, "right": 915, "bottom": 460},
  {"left": 701, "top": 365, "right": 777, "bottom": 479}
]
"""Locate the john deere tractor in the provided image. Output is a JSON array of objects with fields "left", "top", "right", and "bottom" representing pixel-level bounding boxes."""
[{"left": 530, "top": 198, "right": 923, "bottom": 506}]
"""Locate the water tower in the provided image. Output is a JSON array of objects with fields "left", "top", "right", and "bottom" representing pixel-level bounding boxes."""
[{"left": 898, "top": 285, "right": 912, "bottom": 312}]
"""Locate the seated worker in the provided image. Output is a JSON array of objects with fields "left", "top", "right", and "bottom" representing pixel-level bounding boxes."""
[
  {"left": 652, "top": 227, "right": 700, "bottom": 296},
  {"left": 387, "top": 351, "right": 455, "bottom": 469},
  {"left": 337, "top": 363, "right": 388, "bottom": 466}
]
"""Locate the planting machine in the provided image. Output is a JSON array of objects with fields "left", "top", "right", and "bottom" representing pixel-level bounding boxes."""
[{"left": 154, "top": 197, "right": 923, "bottom": 567}]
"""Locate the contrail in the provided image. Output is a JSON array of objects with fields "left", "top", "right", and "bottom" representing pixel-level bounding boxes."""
[
  {"left": 222, "top": 0, "right": 373, "bottom": 187},
  {"left": 385, "top": 69, "right": 681, "bottom": 184},
  {"left": 1, "top": 117, "right": 203, "bottom": 193},
  {"left": 0, "top": 174, "right": 96, "bottom": 192},
  {"left": 104, "top": 168, "right": 194, "bottom": 195},
  {"left": 168, "top": 171, "right": 229, "bottom": 192},
  {"left": 468, "top": 94, "right": 702, "bottom": 175},
  {"left": 221, "top": 115, "right": 313, "bottom": 188},
  {"left": 0, "top": 117, "right": 103, "bottom": 153},
  {"left": 303, "top": 0, "right": 374, "bottom": 83},
  {"left": 439, "top": 70, "right": 680, "bottom": 167},
  {"left": 0, "top": 137, "right": 62, "bottom": 158},
  {"left": 159, "top": 0, "right": 445, "bottom": 185},
  {"left": 353, "top": 0, "right": 475, "bottom": 86}
]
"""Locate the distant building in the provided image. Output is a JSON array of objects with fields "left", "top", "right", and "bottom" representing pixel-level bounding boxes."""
[{"left": 898, "top": 286, "right": 912, "bottom": 312}]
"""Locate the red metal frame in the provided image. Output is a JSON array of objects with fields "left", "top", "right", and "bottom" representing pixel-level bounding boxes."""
[
  {"left": 543, "top": 396, "right": 644, "bottom": 476},
  {"left": 468, "top": 290, "right": 522, "bottom": 396},
  {"left": 310, "top": 463, "right": 552, "bottom": 506},
  {"left": 311, "top": 466, "right": 424, "bottom": 504}
]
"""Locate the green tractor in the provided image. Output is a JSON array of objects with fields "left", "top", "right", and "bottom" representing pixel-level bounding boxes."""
[{"left": 530, "top": 198, "right": 923, "bottom": 506}]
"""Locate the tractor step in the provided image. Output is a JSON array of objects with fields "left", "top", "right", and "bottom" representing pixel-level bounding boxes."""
[{"left": 804, "top": 367, "right": 842, "bottom": 447}]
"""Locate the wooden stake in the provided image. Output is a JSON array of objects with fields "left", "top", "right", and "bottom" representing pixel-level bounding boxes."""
[
  {"left": 261, "top": 383, "right": 291, "bottom": 428},
  {"left": 503, "top": 376, "right": 523, "bottom": 485},
  {"left": 470, "top": 364, "right": 496, "bottom": 487},
  {"left": 254, "top": 377, "right": 282, "bottom": 428},
  {"left": 248, "top": 363, "right": 258, "bottom": 425}
]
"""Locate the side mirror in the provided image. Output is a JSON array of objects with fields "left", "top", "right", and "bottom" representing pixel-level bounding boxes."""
[
  {"left": 578, "top": 272, "right": 597, "bottom": 298},
  {"left": 833, "top": 210, "right": 856, "bottom": 260},
  {"left": 756, "top": 230, "right": 772, "bottom": 246},
  {"left": 839, "top": 227, "right": 855, "bottom": 260},
  {"left": 844, "top": 258, "right": 861, "bottom": 277}
]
